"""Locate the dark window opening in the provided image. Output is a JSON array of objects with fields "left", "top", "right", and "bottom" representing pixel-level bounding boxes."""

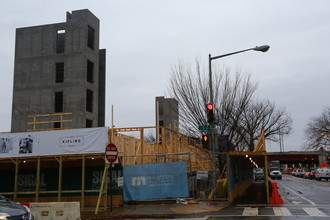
[
  {"left": 55, "top": 92, "right": 63, "bottom": 112},
  {"left": 88, "top": 26, "right": 95, "bottom": 50},
  {"left": 56, "top": 29, "right": 65, "bottom": 53},
  {"left": 158, "top": 102, "right": 164, "bottom": 115},
  {"left": 56, "top": 62, "right": 64, "bottom": 83},
  {"left": 87, "top": 60, "right": 94, "bottom": 83},
  {"left": 86, "top": 119, "right": 93, "bottom": 128},
  {"left": 158, "top": 120, "right": 164, "bottom": 135},
  {"left": 54, "top": 122, "right": 61, "bottom": 128},
  {"left": 86, "top": 89, "right": 93, "bottom": 112}
]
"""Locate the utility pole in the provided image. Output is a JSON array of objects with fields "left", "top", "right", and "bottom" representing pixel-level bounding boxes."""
[{"left": 207, "top": 45, "right": 270, "bottom": 191}]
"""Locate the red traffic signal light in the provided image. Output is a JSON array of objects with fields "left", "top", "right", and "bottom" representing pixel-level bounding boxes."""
[
  {"left": 206, "top": 103, "right": 215, "bottom": 124},
  {"left": 206, "top": 103, "right": 214, "bottom": 111}
]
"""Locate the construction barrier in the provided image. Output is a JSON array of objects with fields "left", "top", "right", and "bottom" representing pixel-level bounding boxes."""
[
  {"left": 268, "top": 178, "right": 283, "bottom": 204},
  {"left": 208, "top": 178, "right": 228, "bottom": 199},
  {"left": 29, "top": 202, "right": 80, "bottom": 220}
]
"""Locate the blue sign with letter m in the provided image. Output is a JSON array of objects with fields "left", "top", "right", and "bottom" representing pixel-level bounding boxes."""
[{"left": 123, "top": 161, "right": 188, "bottom": 201}]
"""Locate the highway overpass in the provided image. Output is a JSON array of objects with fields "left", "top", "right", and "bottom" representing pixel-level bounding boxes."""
[{"left": 267, "top": 151, "right": 329, "bottom": 170}]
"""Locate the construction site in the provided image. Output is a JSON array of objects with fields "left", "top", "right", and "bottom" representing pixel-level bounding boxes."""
[
  {"left": 0, "top": 9, "right": 276, "bottom": 217},
  {"left": 0, "top": 112, "right": 273, "bottom": 214},
  {"left": 0, "top": 119, "right": 217, "bottom": 210}
]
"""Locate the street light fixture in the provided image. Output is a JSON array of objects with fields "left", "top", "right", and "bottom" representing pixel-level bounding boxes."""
[{"left": 208, "top": 45, "right": 270, "bottom": 190}]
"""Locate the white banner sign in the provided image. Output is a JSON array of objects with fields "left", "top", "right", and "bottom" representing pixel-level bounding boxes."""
[
  {"left": 0, "top": 127, "right": 108, "bottom": 158},
  {"left": 196, "top": 171, "right": 209, "bottom": 180},
  {"left": 118, "top": 176, "right": 124, "bottom": 187}
]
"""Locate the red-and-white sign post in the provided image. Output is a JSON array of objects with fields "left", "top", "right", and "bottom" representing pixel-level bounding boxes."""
[
  {"left": 105, "top": 143, "right": 118, "bottom": 213},
  {"left": 105, "top": 143, "right": 118, "bottom": 163}
]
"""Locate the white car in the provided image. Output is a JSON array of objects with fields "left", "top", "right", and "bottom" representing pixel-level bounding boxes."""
[
  {"left": 315, "top": 168, "right": 330, "bottom": 181},
  {"left": 269, "top": 167, "right": 282, "bottom": 180},
  {"left": 254, "top": 168, "right": 265, "bottom": 181},
  {"left": 295, "top": 169, "right": 305, "bottom": 177}
]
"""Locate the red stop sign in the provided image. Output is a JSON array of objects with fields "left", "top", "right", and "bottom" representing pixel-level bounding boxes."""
[{"left": 105, "top": 143, "right": 118, "bottom": 163}]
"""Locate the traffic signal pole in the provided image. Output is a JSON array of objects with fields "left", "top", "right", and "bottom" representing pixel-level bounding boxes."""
[
  {"left": 208, "top": 54, "right": 218, "bottom": 190},
  {"left": 207, "top": 45, "right": 270, "bottom": 194}
]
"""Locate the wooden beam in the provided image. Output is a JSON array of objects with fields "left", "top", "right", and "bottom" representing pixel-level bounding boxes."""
[
  {"left": 27, "top": 120, "right": 72, "bottom": 125},
  {"left": 56, "top": 156, "right": 63, "bottom": 201},
  {"left": 27, "top": 113, "right": 73, "bottom": 117},
  {"left": 12, "top": 159, "right": 21, "bottom": 201},
  {"left": 81, "top": 155, "right": 86, "bottom": 210},
  {"left": 140, "top": 128, "right": 144, "bottom": 164},
  {"left": 35, "top": 157, "right": 41, "bottom": 202}
]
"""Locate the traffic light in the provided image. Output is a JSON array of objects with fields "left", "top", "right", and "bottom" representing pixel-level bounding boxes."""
[
  {"left": 206, "top": 103, "right": 215, "bottom": 124},
  {"left": 202, "top": 134, "right": 210, "bottom": 149},
  {"left": 218, "top": 134, "right": 229, "bottom": 150}
]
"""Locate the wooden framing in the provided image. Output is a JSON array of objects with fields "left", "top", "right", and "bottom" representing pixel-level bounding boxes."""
[
  {"left": 110, "top": 126, "right": 212, "bottom": 171},
  {"left": 0, "top": 154, "right": 111, "bottom": 209},
  {"left": 253, "top": 128, "right": 266, "bottom": 152},
  {"left": 0, "top": 126, "right": 213, "bottom": 210},
  {"left": 27, "top": 113, "right": 73, "bottom": 131}
]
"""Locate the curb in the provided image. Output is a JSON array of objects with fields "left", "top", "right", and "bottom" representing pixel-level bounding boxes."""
[{"left": 81, "top": 214, "right": 180, "bottom": 219}]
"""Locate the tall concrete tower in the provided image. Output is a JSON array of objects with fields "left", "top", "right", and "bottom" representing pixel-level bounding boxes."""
[
  {"left": 155, "top": 96, "right": 179, "bottom": 141},
  {"left": 11, "top": 9, "right": 106, "bottom": 132}
]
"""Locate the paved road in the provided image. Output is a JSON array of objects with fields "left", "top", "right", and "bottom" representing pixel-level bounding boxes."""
[
  {"left": 204, "top": 205, "right": 330, "bottom": 219},
  {"left": 83, "top": 175, "right": 330, "bottom": 219},
  {"left": 200, "top": 174, "right": 330, "bottom": 219},
  {"left": 278, "top": 174, "right": 330, "bottom": 205}
]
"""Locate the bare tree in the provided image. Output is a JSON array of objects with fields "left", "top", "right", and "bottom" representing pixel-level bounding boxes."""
[
  {"left": 215, "top": 68, "right": 259, "bottom": 151},
  {"left": 168, "top": 59, "right": 209, "bottom": 137},
  {"left": 236, "top": 100, "right": 292, "bottom": 151},
  {"left": 305, "top": 107, "right": 330, "bottom": 150},
  {"left": 168, "top": 59, "right": 292, "bottom": 152},
  {"left": 144, "top": 131, "right": 156, "bottom": 142}
]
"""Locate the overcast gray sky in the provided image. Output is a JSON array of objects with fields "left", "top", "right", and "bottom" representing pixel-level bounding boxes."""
[{"left": 1, "top": 0, "right": 330, "bottom": 152}]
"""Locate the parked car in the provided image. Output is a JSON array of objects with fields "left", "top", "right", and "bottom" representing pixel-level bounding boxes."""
[
  {"left": 269, "top": 167, "right": 282, "bottom": 179},
  {"left": 284, "top": 168, "right": 292, "bottom": 174},
  {"left": 0, "top": 195, "right": 34, "bottom": 220},
  {"left": 303, "top": 170, "right": 316, "bottom": 179},
  {"left": 295, "top": 169, "right": 305, "bottom": 177},
  {"left": 303, "top": 171, "right": 310, "bottom": 179},
  {"left": 315, "top": 168, "right": 330, "bottom": 181},
  {"left": 291, "top": 169, "right": 297, "bottom": 176},
  {"left": 254, "top": 168, "right": 264, "bottom": 181},
  {"left": 308, "top": 170, "right": 316, "bottom": 179}
]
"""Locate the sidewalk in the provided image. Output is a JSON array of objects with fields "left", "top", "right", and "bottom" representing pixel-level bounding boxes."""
[{"left": 81, "top": 200, "right": 228, "bottom": 219}]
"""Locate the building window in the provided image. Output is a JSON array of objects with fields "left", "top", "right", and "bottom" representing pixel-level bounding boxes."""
[
  {"left": 56, "top": 62, "right": 64, "bottom": 83},
  {"left": 55, "top": 92, "right": 63, "bottom": 112},
  {"left": 87, "top": 60, "right": 94, "bottom": 83},
  {"left": 86, "top": 89, "right": 93, "bottom": 112},
  {"left": 54, "top": 122, "right": 61, "bottom": 128},
  {"left": 158, "top": 102, "right": 164, "bottom": 115},
  {"left": 158, "top": 120, "right": 164, "bottom": 134},
  {"left": 87, "top": 26, "right": 95, "bottom": 50},
  {"left": 56, "top": 29, "right": 65, "bottom": 53},
  {"left": 86, "top": 119, "right": 93, "bottom": 128}
]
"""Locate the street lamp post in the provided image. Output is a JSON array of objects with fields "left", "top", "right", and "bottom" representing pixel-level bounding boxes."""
[{"left": 208, "top": 45, "right": 270, "bottom": 191}]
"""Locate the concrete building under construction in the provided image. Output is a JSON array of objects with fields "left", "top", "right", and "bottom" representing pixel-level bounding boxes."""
[
  {"left": 155, "top": 96, "right": 179, "bottom": 141},
  {"left": 11, "top": 9, "right": 106, "bottom": 132}
]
